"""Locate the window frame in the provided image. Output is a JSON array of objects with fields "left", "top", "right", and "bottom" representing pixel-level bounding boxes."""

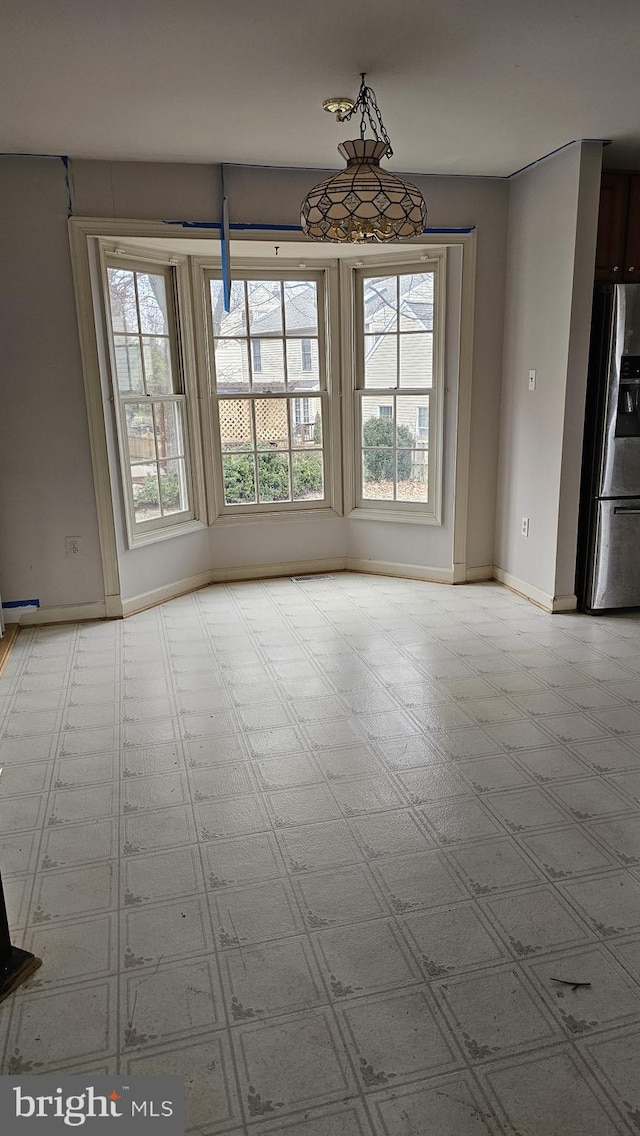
[
  {"left": 341, "top": 250, "right": 447, "bottom": 525},
  {"left": 99, "top": 246, "right": 205, "bottom": 548},
  {"left": 194, "top": 259, "right": 342, "bottom": 521}
]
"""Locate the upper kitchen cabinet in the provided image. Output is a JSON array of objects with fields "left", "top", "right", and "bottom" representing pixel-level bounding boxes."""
[
  {"left": 623, "top": 176, "right": 640, "bottom": 281},
  {"left": 595, "top": 173, "right": 629, "bottom": 282}
]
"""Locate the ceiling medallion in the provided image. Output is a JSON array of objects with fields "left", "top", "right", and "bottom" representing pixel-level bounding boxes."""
[{"left": 302, "top": 74, "right": 427, "bottom": 243}]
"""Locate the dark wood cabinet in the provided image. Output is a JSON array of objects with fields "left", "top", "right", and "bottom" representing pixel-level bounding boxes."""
[
  {"left": 623, "top": 176, "right": 640, "bottom": 280},
  {"left": 595, "top": 173, "right": 628, "bottom": 281}
]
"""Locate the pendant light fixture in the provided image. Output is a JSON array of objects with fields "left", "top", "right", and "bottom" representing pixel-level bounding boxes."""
[{"left": 301, "top": 74, "right": 427, "bottom": 243}]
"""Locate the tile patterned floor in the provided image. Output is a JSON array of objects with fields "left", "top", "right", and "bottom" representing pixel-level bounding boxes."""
[{"left": 2, "top": 573, "right": 640, "bottom": 1134}]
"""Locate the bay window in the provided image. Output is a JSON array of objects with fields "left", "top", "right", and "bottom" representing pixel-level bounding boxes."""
[{"left": 97, "top": 244, "right": 445, "bottom": 539}]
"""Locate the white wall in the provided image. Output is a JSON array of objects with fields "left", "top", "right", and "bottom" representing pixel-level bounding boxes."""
[
  {"left": 1, "top": 155, "right": 509, "bottom": 614},
  {"left": 494, "top": 142, "right": 602, "bottom": 608},
  {"left": 0, "top": 158, "right": 104, "bottom": 614}
]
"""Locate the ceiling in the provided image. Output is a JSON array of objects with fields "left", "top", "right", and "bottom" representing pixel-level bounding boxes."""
[{"left": 3, "top": 0, "right": 640, "bottom": 176}]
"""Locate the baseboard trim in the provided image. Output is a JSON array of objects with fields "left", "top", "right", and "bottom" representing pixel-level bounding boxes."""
[
  {"left": 8, "top": 563, "right": 565, "bottom": 625},
  {"left": 121, "top": 559, "right": 350, "bottom": 615},
  {"left": 493, "top": 567, "right": 576, "bottom": 613},
  {"left": 0, "top": 623, "right": 20, "bottom": 674},
  {"left": 4, "top": 601, "right": 108, "bottom": 626},
  {"left": 551, "top": 593, "right": 578, "bottom": 613},
  {"left": 209, "top": 558, "right": 348, "bottom": 584},
  {"left": 121, "top": 571, "right": 214, "bottom": 617},
  {"left": 465, "top": 565, "right": 495, "bottom": 583},
  {"left": 345, "top": 558, "right": 455, "bottom": 584},
  {"left": 493, "top": 567, "right": 553, "bottom": 611}
]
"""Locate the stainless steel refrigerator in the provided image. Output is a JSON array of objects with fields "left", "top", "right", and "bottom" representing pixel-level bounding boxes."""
[{"left": 578, "top": 283, "right": 640, "bottom": 611}]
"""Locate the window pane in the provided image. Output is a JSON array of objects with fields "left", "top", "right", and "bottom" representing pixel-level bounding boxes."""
[
  {"left": 364, "top": 276, "right": 396, "bottom": 333},
  {"left": 399, "top": 272, "right": 434, "bottom": 332},
  {"left": 108, "top": 268, "right": 138, "bottom": 334},
  {"left": 251, "top": 339, "right": 285, "bottom": 391},
  {"left": 223, "top": 453, "right": 256, "bottom": 504},
  {"left": 137, "top": 272, "right": 169, "bottom": 335},
  {"left": 286, "top": 339, "right": 320, "bottom": 390},
  {"left": 114, "top": 336, "right": 144, "bottom": 393},
  {"left": 248, "top": 280, "right": 282, "bottom": 336},
  {"left": 125, "top": 403, "right": 155, "bottom": 462},
  {"left": 291, "top": 397, "right": 322, "bottom": 447},
  {"left": 153, "top": 402, "right": 184, "bottom": 459},
  {"left": 292, "top": 452, "right": 324, "bottom": 501},
  {"left": 142, "top": 336, "right": 173, "bottom": 395},
  {"left": 210, "top": 280, "right": 246, "bottom": 337},
  {"left": 364, "top": 334, "right": 397, "bottom": 388},
  {"left": 362, "top": 450, "right": 394, "bottom": 499},
  {"left": 255, "top": 398, "right": 289, "bottom": 450},
  {"left": 214, "top": 338, "right": 250, "bottom": 393},
  {"left": 284, "top": 280, "right": 318, "bottom": 335},
  {"left": 399, "top": 333, "right": 433, "bottom": 389},
  {"left": 362, "top": 400, "right": 394, "bottom": 448},
  {"left": 397, "top": 450, "right": 428, "bottom": 502},
  {"left": 219, "top": 399, "right": 253, "bottom": 452},
  {"left": 395, "top": 399, "right": 417, "bottom": 449},
  {"left": 159, "top": 458, "right": 189, "bottom": 516},
  {"left": 131, "top": 464, "right": 161, "bottom": 522},
  {"left": 258, "top": 452, "right": 291, "bottom": 502},
  {"left": 413, "top": 396, "right": 429, "bottom": 448}
]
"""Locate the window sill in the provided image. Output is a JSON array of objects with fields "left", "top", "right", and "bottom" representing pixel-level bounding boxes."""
[
  {"left": 212, "top": 507, "right": 342, "bottom": 527},
  {"left": 347, "top": 506, "right": 441, "bottom": 526},
  {"left": 127, "top": 518, "right": 207, "bottom": 549}
]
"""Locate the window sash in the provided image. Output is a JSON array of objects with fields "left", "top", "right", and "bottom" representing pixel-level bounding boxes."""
[
  {"left": 104, "top": 257, "right": 195, "bottom": 537},
  {"left": 352, "top": 259, "right": 442, "bottom": 516},
  {"left": 205, "top": 268, "right": 331, "bottom": 514},
  {"left": 357, "top": 390, "right": 431, "bottom": 508}
]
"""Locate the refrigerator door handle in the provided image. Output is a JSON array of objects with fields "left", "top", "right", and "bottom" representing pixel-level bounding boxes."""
[{"left": 613, "top": 506, "right": 640, "bottom": 515}]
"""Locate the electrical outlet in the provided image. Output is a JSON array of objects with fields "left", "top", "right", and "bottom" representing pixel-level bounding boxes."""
[
  {"left": 521, "top": 517, "right": 530, "bottom": 538},
  {"left": 528, "top": 369, "right": 536, "bottom": 391},
  {"left": 65, "top": 536, "right": 83, "bottom": 559}
]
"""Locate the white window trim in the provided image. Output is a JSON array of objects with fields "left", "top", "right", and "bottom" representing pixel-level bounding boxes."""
[
  {"left": 190, "top": 256, "right": 343, "bottom": 522},
  {"left": 340, "top": 249, "right": 447, "bottom": 525},
  {"left": 95, "top": 242, "right": 207, "bottom": 549}
]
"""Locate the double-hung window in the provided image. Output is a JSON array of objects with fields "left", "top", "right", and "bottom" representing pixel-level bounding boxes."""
[
  {"left": 352, "top": 258, "right": 444, "bottom": 521},
  {"left": 104, "top": 257, "right": 196, "bottom": 541},
  {"left": 205, "top": 271, "right": 331, "bottom": 512}
]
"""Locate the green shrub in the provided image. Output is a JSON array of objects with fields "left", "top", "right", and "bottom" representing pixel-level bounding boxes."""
[
  {"left": 222, "top": 450, "right": 323, "bottom": 503},
  {"left": 292, "top": 452, "right": 323, "bottom": 494},
  {"left": 257, "top": 452, "right": 290, "bottom": 501},
  {"left": 313, "top": 411, "right": 322, "bottom": 445},
  {"left": 136, "top": 470, "right": 180, "bottom": 506},
  {"left": 362, "top": 417, "right": 414, "bottom": 481},
  {"left": 222, "top": 454, "right": 256, "bottom": 502}
]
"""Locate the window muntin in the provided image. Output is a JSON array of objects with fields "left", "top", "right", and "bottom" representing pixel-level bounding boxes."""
[
  {"left": 355, "top": 267, "right": 437, "bottom": 511},
  {"left": 207, "top": 273, "right": 329, "bottom": 511},
  {"left": 105, "top": 261, "right": 193, "bottom": 532}
]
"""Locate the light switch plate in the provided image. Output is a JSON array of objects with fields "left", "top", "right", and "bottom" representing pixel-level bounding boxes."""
[{"left": 528, "top": 369, "right": 536, "bottom": 391}]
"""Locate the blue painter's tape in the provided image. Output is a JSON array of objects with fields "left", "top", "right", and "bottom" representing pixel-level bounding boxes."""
[
  {"left": 164, "top": 220, "right": 474, "bottom": 235},
  {"left": 2, "top": 599, "right": 40, "bottom": 609},
  {"left": 220, "top": 167, "right": 231, "bottom": 313}
]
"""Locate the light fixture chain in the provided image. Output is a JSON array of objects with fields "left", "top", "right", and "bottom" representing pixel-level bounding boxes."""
[{"left": 339, "top": 74, "right": 394, "bottom": 157}]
